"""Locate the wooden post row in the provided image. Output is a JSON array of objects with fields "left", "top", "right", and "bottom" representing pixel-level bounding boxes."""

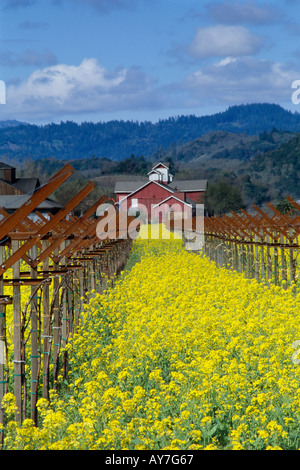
[
  {"left": 0, "top": 165, "right": 136, "bottom": 429},
  {"left": 167, "top": 197, "right": 300, "bottom": 288}
]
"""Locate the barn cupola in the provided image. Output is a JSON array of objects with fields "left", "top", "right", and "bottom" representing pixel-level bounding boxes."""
[{"left": 147, "top": 162, "right": 173, "bottom": 185}]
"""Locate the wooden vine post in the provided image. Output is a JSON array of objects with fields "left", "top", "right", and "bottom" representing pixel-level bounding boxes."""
[
  {"left": 42, "top": 240, "right": 50, "bottom": 400},
  {"left": 0, "top": 164, "right": 137, "bottom": 431},
  {"left": 12, "top": 240, "right": 22, "bottom": 424},
  {"left": 0, "top": 245, "right": 10, "bottom": 442},
  {"left": 52, "top": 247, "right": 60, "bottom": 387},
  {"left": 168, "top": 196, "right": 300, "bottom": 289},
  {"left": 30, "top": 244, "right": 39, "bottom": 424},
  {"left": 0, "top": 248, "right": 4, "bottom": 441}
]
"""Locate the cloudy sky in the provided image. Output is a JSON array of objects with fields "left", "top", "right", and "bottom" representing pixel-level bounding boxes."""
[{"left": 1, "top": 0, "right": 300, "bottom": 124}]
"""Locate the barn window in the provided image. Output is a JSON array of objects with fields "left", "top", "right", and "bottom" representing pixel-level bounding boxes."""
[{"left": 131, "top": 198, "right": 138, "bottom": 207}]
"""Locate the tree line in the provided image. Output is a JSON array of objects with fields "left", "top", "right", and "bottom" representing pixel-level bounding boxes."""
[{"left": 1, "top": 103, "right": 300, "bottom": 162}]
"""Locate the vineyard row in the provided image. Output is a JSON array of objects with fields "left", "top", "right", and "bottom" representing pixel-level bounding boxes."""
[{"left": 0, "top": 164, "right": 135, "bottom": 437}]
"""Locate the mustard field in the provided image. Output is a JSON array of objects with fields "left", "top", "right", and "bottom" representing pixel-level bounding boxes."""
[{"left": 2, "top": 224, "right": 300, "bottom": 450}]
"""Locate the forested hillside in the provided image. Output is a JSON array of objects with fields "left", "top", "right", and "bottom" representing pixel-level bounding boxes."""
[
  {"left": 172, "top": 130, "right": 300, "bottom": 209},
  {"left": 1, "top": 103, "right": 300, "bottom": 162},
  {"left": 159, "top": 129, "right": 297, "bottom": 163},
  {"left": 14, "top": 128, "right": 299, "bottom": 212},
  {"left": 243, "top": 133, "right": 300, "bottom": 199},
  {"left": 1, "top": 103, "right": 299, "bottom": 212}
]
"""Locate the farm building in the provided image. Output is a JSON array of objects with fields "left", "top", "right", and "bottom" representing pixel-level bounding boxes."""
[
  {"left": 0, "top": 162, "right": 62, "bottom": 219},
  {"left": 115, "top": 162, "right": 207, "bottom": 222}
]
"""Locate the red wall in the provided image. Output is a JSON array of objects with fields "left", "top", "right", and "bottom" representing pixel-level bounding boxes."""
[
  {"left": 153, "top": 197, "right": 192, "bottom": 222},
  {"left": 116, "top": 193, "right": 129, "bottom": 202},
  {"left": 185, "top": 191, "right": 205, "bottom": 203},
  {"left": 121, "top": 181, "right": 173, "bottom": 217},
  {"left": 117, "top": 183, "right": 205, "bottom": 220}
]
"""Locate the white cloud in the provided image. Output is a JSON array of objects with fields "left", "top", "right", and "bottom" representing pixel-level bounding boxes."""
[
  {"left": 177, "top": 57, "right": 299, "bottom": 106},
  {"left": 216, "top": 57, "right": 237, "bottom": 67},
  {"left": 188, "top": 25, "right": 264, "bottom": 59},
  {"left": 3, "top": 58, "right": 163, "bottom": 121},
  {"left": 2, "top": 56, "right": 299, "bottom": 123}
]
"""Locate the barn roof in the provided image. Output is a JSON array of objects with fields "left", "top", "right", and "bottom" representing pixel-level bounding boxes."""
[
  {"left": 151, "top": 162, "right": 170, "bottom": 169},
  {"left": 8, "top": 177, "right": 39, "bottom": 194},
  {"left": 114, "top": 181, "right": 145, "bottom": 193},
  {"left": 153, "top": 195, "right": 193, "bottom": 208},
  {"left": 117, "top": 179, "right": 175, "bottom": 202},
  {"left": 0, "top": 162, "right": 15, "bottom": 170},
  {"left": 0, "top": 195, "right": 62, "bottom": 211},
  {"left": 115, "top": 178, "right": 207, "bottom": 195},
  {"left": 0, "top": 177, "right": 39, "bottom": 197},
  {"left": 147, "top": 169, "right": 162, "bottom": 176},
  {"left": 168, "top": 180, "right": 207, "bottom": 191}
]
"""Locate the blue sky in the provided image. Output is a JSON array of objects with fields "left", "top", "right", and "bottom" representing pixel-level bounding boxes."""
[{"left": 1, "top": 0, "right": 300, "bottom": 124}]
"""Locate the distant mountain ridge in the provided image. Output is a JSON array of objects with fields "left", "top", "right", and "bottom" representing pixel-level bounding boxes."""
[
  {"left": 1, "top": 103, "right": 300, "bottom": 162},
  {"left": 0, "top": 120, "right": 27, "bottom": 129}
]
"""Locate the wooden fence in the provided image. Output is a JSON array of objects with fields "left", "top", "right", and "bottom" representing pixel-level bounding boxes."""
[
  {"left": 168, "top": 196, "right": 300, "bottom": 288},
  {"left": 0, "top": 164, "right": 135, "bottom": 435}
]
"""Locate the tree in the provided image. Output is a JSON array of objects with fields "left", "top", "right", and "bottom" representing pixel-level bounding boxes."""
[
  {"left": 205, "top": 178, "right": 245, "bottom": 215},
  {"left": 53, "top": 177, "right": 106, "bottom": 216},
  {"left": 276, "top": 198, "right": 295, "bottom": 215},
  {"left": 113, "top": 155, "right": 149, "bottom": 174}
]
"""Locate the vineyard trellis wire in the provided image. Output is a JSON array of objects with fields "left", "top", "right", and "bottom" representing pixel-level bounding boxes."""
[
  {"left": 168, "top": 196, "right": 300, "bottom": 289},
  {"left": 0, "top": 164, "right": 136, "bottom": 440}
]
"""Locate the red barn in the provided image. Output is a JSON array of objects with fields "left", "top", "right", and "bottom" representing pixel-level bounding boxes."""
[{"left": 115, "top": 162, "right": 207, "bottom": 222}]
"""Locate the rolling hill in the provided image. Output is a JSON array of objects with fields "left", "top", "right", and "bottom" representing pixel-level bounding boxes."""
[
  {"left": 0, "top": 103, "right": 299, "bottom": 211},
  {"left": 1, "top": 103, "right": 300, "bottom": 162}
]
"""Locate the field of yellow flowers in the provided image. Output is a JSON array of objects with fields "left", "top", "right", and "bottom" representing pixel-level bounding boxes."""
[{"left": 2, "top": 224, "right": 300, "bottom": 450}]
